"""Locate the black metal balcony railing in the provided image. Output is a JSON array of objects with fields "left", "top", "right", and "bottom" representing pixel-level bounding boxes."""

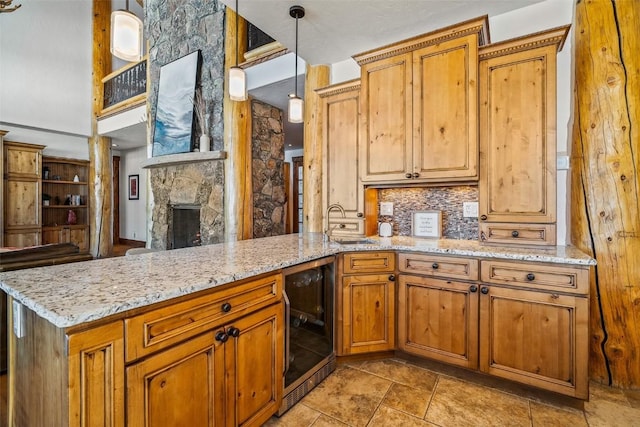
[{"left": 103, "top": 59, "right": 147, "bottom": 110}]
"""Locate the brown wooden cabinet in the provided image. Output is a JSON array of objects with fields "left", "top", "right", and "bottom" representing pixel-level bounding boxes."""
[
  {"left": 354, "top": 17, "right": 488, "bottom": 184},
  {"left": 41, "top": 156, "right": 90, "bottom": 252},
  {"left": 318, "top": 80, "right": 366, "bottom": 237},
  {"left": 478, "top": 27, "right": 570, "bottom": 246},
  {"left": 2, "top": 141, "right": 45, "bottom": 247},
  {"left": 339, "top": 252, "right": 396, "bottom": 355}
]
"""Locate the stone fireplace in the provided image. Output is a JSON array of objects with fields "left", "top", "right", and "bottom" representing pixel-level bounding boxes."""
[{"left": 149, "top": 160, "right": 224, "bottom": 250}]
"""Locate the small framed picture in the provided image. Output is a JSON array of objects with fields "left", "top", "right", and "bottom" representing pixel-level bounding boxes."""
[
  {"left": 412, "top": 211, "right": 442, "bottom": 238},
  {"left": 128, "top": 174, "right": 139, "bottom": 200}
]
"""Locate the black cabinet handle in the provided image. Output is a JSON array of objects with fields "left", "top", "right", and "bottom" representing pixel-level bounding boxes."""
[
  {"left": 339, "top": 224, "right": 346, "bottom": 228},
  {"left": 470, "top": 285, "right": 478, "bottom": 293},
  {"left": 227, "top": 327, "right": 240, "bottom": 338},
  {"left": 221, "top": 302, "right": 232, "bottom": 313},
  {"left": 215, "top": 331, "right": 229, "bottom": 343},
  {"left": 405, "top": 173, "right": 412, "bottom": 179},
  {"left": 526, "top": 273, "right": 535, "bottom": 281},
  {"left": 388, "top": 274, "right": 396, "bottom": 281},
  {"left": 412, "top": 172, "right": 420, "bottom": 178},
  {"left": 432, "top": 263, "right": 439, "bottom": 269},
  {"left": 480, "top": 215, "right": 488, "bottom": 221},
  {"left": 357, "top": 212, "right": 364, "bottom": 218},
  {"left": 512, "top": 230, "right": 519, "bottom": 238},
  {"left": 480, "top": 286, "right": 489, "bottom": 295}
]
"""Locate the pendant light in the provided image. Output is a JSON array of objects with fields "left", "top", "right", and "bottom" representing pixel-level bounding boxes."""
[
  {"left": 229, "top": 0, "right": 248, "bottom": 101},
  {"left": 288, "top": 5, "right": 305, "bottom": 123},
  {"left": 110, "top": 0, "right": 143, "bottom": 62}
]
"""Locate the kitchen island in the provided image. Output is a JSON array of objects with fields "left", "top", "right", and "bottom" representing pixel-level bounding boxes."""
[{"left": 0, "top": 233, "right": 595, "bottom": 426}]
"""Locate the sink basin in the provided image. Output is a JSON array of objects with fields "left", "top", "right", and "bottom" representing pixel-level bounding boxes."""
[{"left": 330, "top": 238, "right": 376, "bottom": 245}]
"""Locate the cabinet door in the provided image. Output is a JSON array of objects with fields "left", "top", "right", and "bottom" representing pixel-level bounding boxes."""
[
  {"left": 225, "top": 303, "right": 283, "bottom": 427},
  {"left": 5, "top": 180, "right": 40, "bottom": 229},
  {"left": 479, "top": 45, "right": 557, "bottom": 226},
  {"left": 127, "top": 332, "right": 226, "bottom": 427},
  {"left": 321, "top": 82, "right": 365, "bottom": 236},
  {"left": 479, "top": 285, "right": 588, "bottom": 398},
  {"left": 70, "top": 226, "right": 89, "bottom": 252},
  {"left": 342, "top": 274, "right": 395, "bottom": 354},
  {"left": 68, "top": 321, "right": 125, "bottom": 427},
  {"left": 398, "top": 275, "right": 479, "bottom": 369},
  {"left": 360, "top": 53, "right": 413, "bottom": 183},
  {"left": 413, "top": 34, "right": 479, "bottom": 181}
]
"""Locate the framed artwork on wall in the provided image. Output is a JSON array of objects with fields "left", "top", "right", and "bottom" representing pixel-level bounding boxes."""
[
  {"left": 128, "top": 174, "right": 139, "bottom": 200},
  {"left": 152, "top": 50, "right": 201, "bottom": 156}
]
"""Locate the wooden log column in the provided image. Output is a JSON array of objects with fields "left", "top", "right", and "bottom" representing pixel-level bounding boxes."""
[
  {"left": 223, "top": 6, "right": 251, "bottom": 241},
  {"left": 0, "top": 130, "right": 6, "bottom": 246},
  {"left": 90, "top": 0, "right": 113, "bottom": 257},
  {"left": 571, "top": 0, "right": 640, "bottom": 388},
  {"left": 303, "top": 64, "right": 329, "bottom": 233}
]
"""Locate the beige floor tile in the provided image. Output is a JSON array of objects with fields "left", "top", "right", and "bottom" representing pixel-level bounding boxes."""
[
  {"left": 311, "top": 415, "right": 349, "bottom": 426},
  {"left": 264, "top": 403, "right": 321, "bottom": 427},
  {"left": 355, "top": 359, "right": 438, "bottom": 391},
  {"left": 425, "top": 376, "right": 531, "bottom": 427},
  {"left": 368, "top": 405, "right": 436, "bottom": 426},
  {"left": 301, "top": 366, "right": 392, "bottom": 426},
  {"left": 584, "top": 399, "right": 640, "bottom": 427},
  {"left": 530, "top": 401, "right": 588, "bottom": 427},
  {"left": 382, "top": 382, "right": 431, "bottom": 418},
  {"left": 589, "top": 382, "right": 631, "bottom": 405},
  {"left": 624, "top": 390, "right": 640, "bottom": 409}
]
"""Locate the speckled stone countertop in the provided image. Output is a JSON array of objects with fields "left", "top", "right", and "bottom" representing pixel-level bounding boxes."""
[{"left": 0, "top": 233, "right": 595, "bottom": 329}]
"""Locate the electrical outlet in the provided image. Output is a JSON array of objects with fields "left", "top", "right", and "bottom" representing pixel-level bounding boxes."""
[
  {"left": 463, "top": 202, "right": 479, "bottom": 218},
  {"left": 557, "top": 155, "right": 570, "bottom": 170},
  {"left": 380, "top": 202, "right": 394, "bottom": 216},
  {"left": 13, "top": 300, "right": 24, "bottom": 339}
]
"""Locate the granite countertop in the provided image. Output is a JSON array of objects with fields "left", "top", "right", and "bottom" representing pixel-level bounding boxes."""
[{"left": 0, "top": 233, "right": 595, "bottom": 329}]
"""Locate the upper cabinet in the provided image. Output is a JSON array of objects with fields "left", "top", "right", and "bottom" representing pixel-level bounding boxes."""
[
  {"left": 478, "top": 26, "right": 570, "bottom": 246},
  {"left": 354, "top": 17, "right": 489, "bottom": 185}
]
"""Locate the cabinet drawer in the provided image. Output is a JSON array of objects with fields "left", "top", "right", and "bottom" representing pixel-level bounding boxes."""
[
  {"left": 125, "top": 273, "right": 282, "bottom": 361},
  {"left": 479, "top": 223, "right": 556, "bottom": 246},
  {"left": 480, "top": 260, "right": 588, "bottom": 295},
  {"left": 342, "top": 252, "right": 395, "bottom": 274},
  {"left": 398, "top": 253, "right": 478, "bottom": 281},
  {"left": 329, "top": 217, "right": 365, "bottom": 236}
]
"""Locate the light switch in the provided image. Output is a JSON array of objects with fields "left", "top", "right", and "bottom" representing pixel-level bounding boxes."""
[
  {"left": 380, "top": 202, "right": 394, "bottom": 216},
  {"left": 463, "top": 202, "right": 479, "bottom": 218}
]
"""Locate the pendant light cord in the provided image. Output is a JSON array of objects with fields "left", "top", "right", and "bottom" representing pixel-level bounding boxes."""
[
  {"left": 235, "top": 0, "right": 240, "bottom": 67},
  {"left": 294, "top": 13, "right": 298, "bottom": 98}
]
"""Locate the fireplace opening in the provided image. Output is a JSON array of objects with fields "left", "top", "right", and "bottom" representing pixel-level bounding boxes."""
[{"left": 169, "top": 204, "right": 202, "bottom": 249}]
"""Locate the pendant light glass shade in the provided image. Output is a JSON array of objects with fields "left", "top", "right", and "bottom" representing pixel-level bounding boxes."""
[
  {"left": 110, "top": 9, "right": 143, "bottom": 62},
  {"left": 229, "top": 66, "right": 247, "bottom": 101},
  {"left": 288, "top": 95, "right": 304, "bottom": 123}
]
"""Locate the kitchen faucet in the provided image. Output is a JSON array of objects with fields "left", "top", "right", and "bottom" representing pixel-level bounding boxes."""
[{"left": 324, "top": 203, "right": 346, "bottom": 242}]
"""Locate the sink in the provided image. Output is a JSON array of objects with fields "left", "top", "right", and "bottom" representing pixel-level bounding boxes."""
[{"left": 330, "top": 238, "right": 377, "bottom": 245}]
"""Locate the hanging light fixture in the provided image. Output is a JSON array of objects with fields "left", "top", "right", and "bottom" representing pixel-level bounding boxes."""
[
  {"left": 229, "top": 0, "right": 248, "bottom": 101},
  {"left": 288, "top": 5, "right": 305, "bottom": 123},
  {"left": 110, "top": 0, "right": 143, "bottom": 62}
]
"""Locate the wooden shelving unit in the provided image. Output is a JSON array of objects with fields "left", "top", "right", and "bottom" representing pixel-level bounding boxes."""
[{"left": 41, "top": 156, "right": 90, "bottom": 253}]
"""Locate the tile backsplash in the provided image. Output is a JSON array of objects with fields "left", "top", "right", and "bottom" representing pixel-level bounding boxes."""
[{"left": 378, "top": 186, "right": 479, "bottom": 240}]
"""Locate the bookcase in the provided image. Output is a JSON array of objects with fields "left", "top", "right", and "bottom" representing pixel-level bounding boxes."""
[{"left": 41, "top": 156, "right": 90, "bottom": 253}]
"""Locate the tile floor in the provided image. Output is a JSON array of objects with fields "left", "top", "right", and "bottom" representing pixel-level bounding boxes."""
[{"left": 266, "top": 358, "right": 640, "bottom": 427}]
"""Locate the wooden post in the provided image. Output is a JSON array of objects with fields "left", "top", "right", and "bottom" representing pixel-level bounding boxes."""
[
  {"left": 0, "top": 130, "right": 6, "bottom": 246},
  {"left": 223, "top": 6, "right": 251, "bottom": 241},
  {"left": 303, "top": 64, "right": 329, "bottom": 233},
  {"left": 571, "top": 0, "right": 640, "bottom": 388},
  {"left": 90, "top": 0, "right": 113, "bottom": 258}
]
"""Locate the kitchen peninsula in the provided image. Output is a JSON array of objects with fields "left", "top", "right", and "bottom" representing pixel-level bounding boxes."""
[{"left": 1, "top": 233, "right": 594, "bottom": 426}]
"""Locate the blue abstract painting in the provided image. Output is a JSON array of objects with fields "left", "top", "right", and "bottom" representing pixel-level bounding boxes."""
[{"left": 153, "top": 51, "right": 199, "bottom": 156}]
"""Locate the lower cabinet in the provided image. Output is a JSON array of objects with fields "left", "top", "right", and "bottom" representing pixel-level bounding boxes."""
[
  {"left": 42, "top": 225, "right": 90, "bottom": 253},
  {"left": 339, "top": 252, "right": 396, "bottom": 355},
  {"left": 398, "top": 275, "right": 479, "bottom": 369},
  {"left": 127, "top": 302, "right": 283, "bottom": 427},
  {"left": 479, "top": 285, "right": 589, "bottom": 399}
]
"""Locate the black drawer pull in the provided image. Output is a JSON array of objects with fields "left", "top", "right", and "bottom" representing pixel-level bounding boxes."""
[
  {"left": 221, "top": 302, "right": 232, "bottom": 313},
  {"left": 480, "top": 215, "right": 488, "bottom": 221},
  {"left": 512, "top": 230, "right": 519, "bottom": 238},
  {"left": 227, "top": 327, "right": 240, "bottom": 337},
  {"left": 405, "top": 173, "right": 412, "bottom": 179},
  {"left": 470, "top": 285, "right": 478, "bottom": 293},
  {"left": 526, "top": 273, "right": 535, "bottom": 281},
  {"left": 388, "top": 274, "right": 396, "bottom": 281},
  {"left": 480, "top": 287, "right": 489, "bottom": 294},
  {"left": 432, "top": 263, "right": 439, "bottom": 269},
  {"left": 215, "top": 331, "right": 228, "bottom": 343}
]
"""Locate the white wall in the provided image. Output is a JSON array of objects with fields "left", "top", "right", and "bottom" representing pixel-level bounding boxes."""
[{"left": 119, "top": 146, "right": 148, "bottom": 241}]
